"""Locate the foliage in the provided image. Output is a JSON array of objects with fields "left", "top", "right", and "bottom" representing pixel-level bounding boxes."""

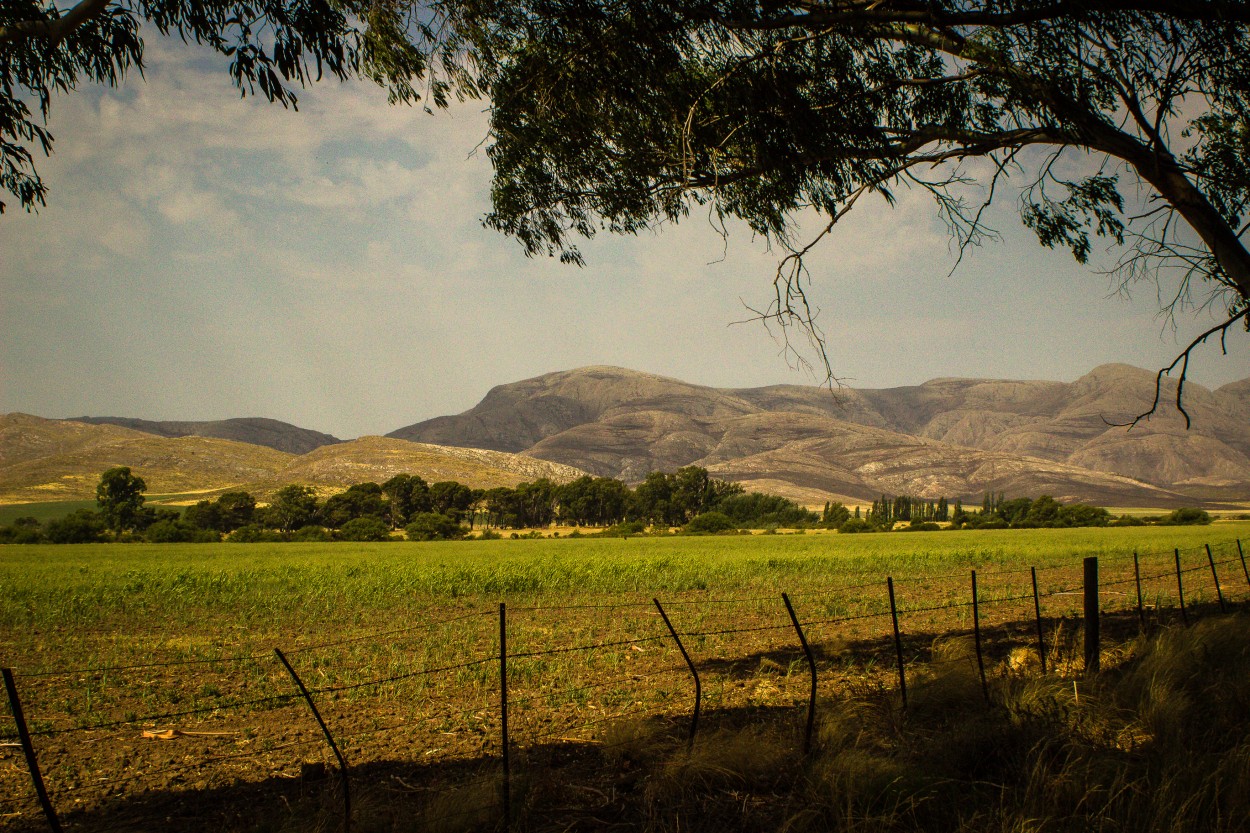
[
  {"left": 42, "top": 507, "right": 106, "bottom": 543},
  {"left": 260, "top": 484, "right": 319, "bottom": 532},
  {"left": 319, "top": 482, "right": 385, "bottom": 529},
  {"left": 336, "top": 516, "right": 393, "bottom": 542},
  {"left": 95, "top": 466, "right": 146, "bottom": 532},
  {"left": 682, "top": 511, "right": 739, "bottom": 535},
  {"left": 144, "top": 517, "right": 218, "bottom": 543},
  {"left": 442, "top": 0, "right": 1250, "bottom": 392},
  {"left": 404, "top": 512, "right": 468, "bottom": 541},
  {"left": 0, "top": 515, "right": 43, "bottom": 544},
  {"left": 1161, "top": 507, "right": 1213, "bottom": 526},
  {"left": 0, "top": 0, "right": 464, "bottom": 214},
  {"left": 184, "top": 491, "right": 256, "bottom": 533}
]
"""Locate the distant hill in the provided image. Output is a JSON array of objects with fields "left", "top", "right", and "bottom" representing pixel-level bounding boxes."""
[
  {"left": 8, "top": 361, "right": 1248, "bottom": 510},
  {"left": 389, "top": 365, "right": 1250, "bottom": 507},
  {"left": 0, "top": 415, "right": 585, "bottom": 504},
  {"left": 66, "top": 416, "right": 342, "bottom": 455}
]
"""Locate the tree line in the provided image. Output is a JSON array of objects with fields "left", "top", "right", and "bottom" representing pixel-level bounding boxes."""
[
  {"left": 0, "top": 466, "right": 821, "bottom": 543},
  {"left": 0, "top": 468, "right": 1214, "bottom": 545}
]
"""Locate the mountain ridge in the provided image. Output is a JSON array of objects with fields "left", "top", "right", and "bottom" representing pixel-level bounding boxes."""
[{"left": 7, "top": 362, "right": 1248, "bottom": 509}]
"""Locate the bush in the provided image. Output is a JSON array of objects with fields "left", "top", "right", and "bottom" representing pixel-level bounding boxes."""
[
  {"left": 291, "top": 525, "right": 332, "bottom": 542},
  {"left": 838, "top": 518, "right": 874, "bottom": 534},
  {"left": 1110, "top": 514, "right": 1146, "bottom": 527},
  {"left": 683, "top": 511, "right": 738, "bottom": 535},
  {"left": 145, "top": 519, "right": 219, "bottom": 543},
  {"left": 405, "top": 513, "right": 468, "bottom": 541},
  {"left": 337, "top": 517, "right": 393, "bottom": 542},
  {"left": 229, "top": 524, "right": 284, "bottom": 543},
  {"left": 44, "top": 509, "right": 107, "bottom": 543},
  {"left": 0, "top": 517, "right": 43, "bottom": 544},
  {"left": 900, "top": 521, "right": 941, "bottom": 532},
  {"left": 599, "top": 520, "right": 646, "bottom": 537},
  {"left": 1160, "top": 507, "right": 1212, "bottom": 526}
]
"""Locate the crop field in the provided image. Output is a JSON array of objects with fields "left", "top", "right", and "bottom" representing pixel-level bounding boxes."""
[{"left": 2, "top": 524, "right": 1249, "bottom": 832}]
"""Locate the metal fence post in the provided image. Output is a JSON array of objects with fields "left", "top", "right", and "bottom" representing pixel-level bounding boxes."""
[
  {"left": 1174, "top": 549, "right": 1189, "bottom": 626},
  {"left": 887, "top": 578, "right": 907, "bottom": 708},
  {"left": 970, "top": 570, "right": 989, "bottom": 703},
  {"left": 1133, "top": 552, "right": 1146, "bottom": 631},
  {"left": 499, "top": 602, "right": 510, "bottom": 830},
  {"left": 1083, "top": 556, "right": 1099, "bottom": 675},
  {"left": 1206, "top": 544, "right": 1228, "bottom": 613},
  {"left": 653, "top": 598, "right": 701, "bottom": 748},
  {"left": 1030, "top": 567, "right": 1047, "bottom": 673},
  {"left": 781, "top": 593, "right": 817, "bottom": 753},
  {"left": 1238, "top": 539, "right": 1249, "bottom": 590},
  {"left": 2, "top": 668, "right": 62, "bottom": 833},
  {"left": 273, "top": 649, "right": 350, "bottom": 833}
]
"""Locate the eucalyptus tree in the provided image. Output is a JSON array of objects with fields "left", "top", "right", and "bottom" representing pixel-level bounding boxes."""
[{"left": 447, "top": 0, "right": 1250, "bottom": 417}]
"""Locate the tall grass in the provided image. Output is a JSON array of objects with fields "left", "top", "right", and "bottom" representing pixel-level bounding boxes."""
[{"left": 615, "top": 615, "right": 1250, "bottom": 833}]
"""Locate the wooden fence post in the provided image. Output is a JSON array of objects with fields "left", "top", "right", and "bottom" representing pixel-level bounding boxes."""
[{"left": 1083, "top": 557, "right": 1099, "bottom": 675}]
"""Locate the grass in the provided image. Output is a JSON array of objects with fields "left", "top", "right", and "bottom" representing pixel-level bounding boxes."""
[
  {"left": 1, "top": 524, "right": 1248, "bottom": 832},
  {"left": 604, "top": 613, "right": 1250, "bottom": 833}
]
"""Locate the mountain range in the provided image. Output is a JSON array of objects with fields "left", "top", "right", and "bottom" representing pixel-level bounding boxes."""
[{"left": 2, "top": 363, "right": 1247, "bottom": 509}]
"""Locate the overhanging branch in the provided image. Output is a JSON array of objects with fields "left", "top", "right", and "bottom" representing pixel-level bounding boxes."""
[{"left": 1111, "top": 306, "right": 1250, "bottom": 429}]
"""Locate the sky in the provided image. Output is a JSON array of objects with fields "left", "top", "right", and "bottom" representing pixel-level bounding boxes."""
[{"left": 2, "top": 38, "right": 1248, "bottom": 440}]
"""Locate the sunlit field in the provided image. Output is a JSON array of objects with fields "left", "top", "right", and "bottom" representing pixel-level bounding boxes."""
[{"left": 2, "top": 524, "right": 1248, "bottom": 832}]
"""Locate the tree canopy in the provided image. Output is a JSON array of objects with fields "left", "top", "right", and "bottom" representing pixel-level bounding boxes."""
[{"left": 441, "top": 0, "right": 1250, "bottom": 414}]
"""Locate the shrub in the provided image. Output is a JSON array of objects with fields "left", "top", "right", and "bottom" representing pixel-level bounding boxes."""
[
  {"left": 599, "top": 520, "right": 646, "bottom": 537},
  {"left": 43, "top": 509, "right": 107, "bottom": 544},
  {"left": 337, "top": 517, "right": 393, "bottom": 542},
  {"left": 405, "top": 513, "right": 468, "bottom": 541},
  {"left": 683, "top": 511, "right": 738, "bottom": 535},
  {"left": 145, "top": 519, "right": 219, "bottom": 543},
  {"left": 1160, "top": 507, "right": 1212, "bottom": 526},
  {"left": 291, "top": 525, "right": 332, "bottom": 542},
  {"left": 838, "top": 518, "right": 874, "bottom": 534},
  {"left": 0, "top": 517, "right": 43, "bottom": 544},
  {"left": 229, "top": 524, "right": 284, "bottom": 543},
  {"left": 900, "top": 521, "right": 941, "bottom": 532}
]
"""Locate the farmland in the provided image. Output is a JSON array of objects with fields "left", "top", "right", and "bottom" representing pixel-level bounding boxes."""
[{"left": 2, "top": 524, "right": 1249, "bottom": 832}]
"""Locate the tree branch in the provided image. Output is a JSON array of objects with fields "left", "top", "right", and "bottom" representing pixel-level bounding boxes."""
[
  {"left": 1111, "top": 306, "right": 1250, "bottom": 429},
  {"left": 0, "top": 0, "right": 112, "bottom": 45}
]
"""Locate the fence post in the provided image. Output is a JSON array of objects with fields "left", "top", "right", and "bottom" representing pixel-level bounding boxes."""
[
  {"left": 1174, "top": 549, "right": 1189, "bottom": 626},
  {"left": 886, "top": 578, "right": 907, "bottom": 708},
  {"left": 1133, "top": 552, "right": 1146, "bottom": 631},
  {"left": 781, "top": 593, "right": 817, "bottom": 753},
  {"left": 653, "top": 598, "right": 700, "bottom": 748},
  {"left": 1083, "top": 557, "right": 1099, "bottom": 675},
  {"left": 499, "top": 602, "right": 510, "bottom": 830},
  {"left": 1206, "top": 544, "right": 1228, "bottom": 613},
  {"left": 1238, "top": 539, "right": 1249, "bottom": 590},
  {"left": 2, "top": 668, "right": 62, "bottom": 833},
  {"left": 273, "top": 649, "right": 350, "bottom": 833},
  {"left": 970, "top": 570, "right": 989, "bottom": 704},
  {"left": 1030, "top": 567, "right": 1047, "bottom": 673}
]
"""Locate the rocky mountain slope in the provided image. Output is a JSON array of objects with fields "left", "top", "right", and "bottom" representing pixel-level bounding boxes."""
[
  {"left": 0, "top": 415, "right": 584, "bottom": 504},
  {"left": 390, "top": 365, "right": 1250, "bottom": 507}
]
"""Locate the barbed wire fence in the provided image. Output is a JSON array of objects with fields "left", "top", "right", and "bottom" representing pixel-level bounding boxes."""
[{"left": 2, "top": 539, "right": 1248, "bottom": 832}]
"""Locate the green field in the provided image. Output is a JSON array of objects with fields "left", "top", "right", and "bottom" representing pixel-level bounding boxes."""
[{"left": 2, "top": 525, "right": 1248, "bottom": 833}]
